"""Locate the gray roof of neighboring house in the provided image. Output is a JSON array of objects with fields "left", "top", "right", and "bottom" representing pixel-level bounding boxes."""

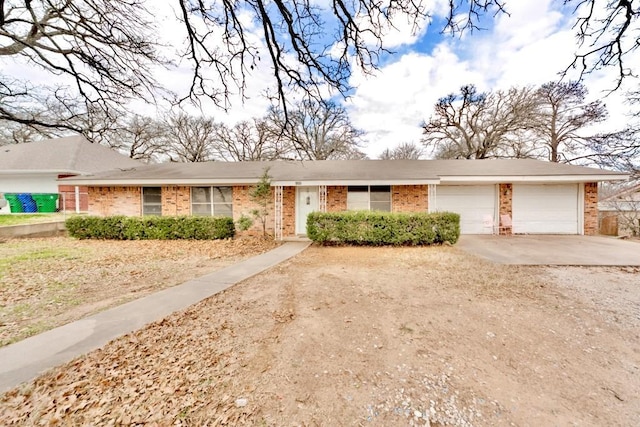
[
  {"left": 0, "top": 135, "right": 141, "bottom": 175},
  {"left": 599, "top": 182, "right": 640, "bottom": 211},
  {"left": 58, "top": 158, "right": 629, "bottom": 186}
]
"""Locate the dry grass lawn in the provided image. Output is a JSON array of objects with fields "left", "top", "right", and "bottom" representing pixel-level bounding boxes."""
[
  {"left": 0, "top": 237, "right": 279, "bottom": 346},
  {"left": 1, "top": 244, "right": 638, "bottom": 426}
]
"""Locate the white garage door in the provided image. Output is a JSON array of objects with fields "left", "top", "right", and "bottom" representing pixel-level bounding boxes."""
[
  {"left": 435, "top": 185, "right": 496, "bottom": 234},
  {"left": 512, "top": 184, "right": 579, "bottom": 234}
]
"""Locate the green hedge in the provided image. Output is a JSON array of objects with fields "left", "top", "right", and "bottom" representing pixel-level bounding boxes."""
[
  {"left": 65, "top": 216, "right": 235, "bottom": 240},
  {"left": 306, "top": 211, "right": 460, "bottom": 246}
]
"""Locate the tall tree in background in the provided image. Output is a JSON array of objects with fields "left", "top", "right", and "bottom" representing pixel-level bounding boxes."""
[
  {"left": 378, "top": 142, "right": 424, "bottom": 160},
  {"left": 582, "top": 86, "right": 640, "bottom": 174},
  {"left": 162, "top": 113, "right": 216, "bottom": 162},
  {"left": 2, "top": 1, "right": 637, "bottom": 139},
  {"left": 422, "top": 85, "right": 538, "bottom": 159},
  {"left": 532, "top": 81, "right": 607, "bottom": 163},
  {"left": 211, "top": 119, "right": 285, "bottom": 161},
  {"left": 267, "top": 100, "right": 366, "bottom": 160},
  {"left": 106, "top": 115, "right": 167, "bottom": 163}
]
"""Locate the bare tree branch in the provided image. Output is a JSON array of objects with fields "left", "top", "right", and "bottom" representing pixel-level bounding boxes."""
[
  {"left": 564, "top": 0, "right": 639, "bottom": 89},
  {"left": 265, "top": 99, "right": 366, "bottom": 160}
]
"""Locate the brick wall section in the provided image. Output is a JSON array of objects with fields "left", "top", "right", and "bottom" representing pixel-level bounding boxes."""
[
  {"left": 88, "top": 186, "right": 141, "bottom": 216},
  {"left": 162, "top": 186, "right": 191, "bottom": 216},
  {"left": 584, "top": 182, "right": 598, "bottom": 235},
  {"left": 233, "top": 185, "right": 275, "bottom": 236},
  {"left": 58, "top": 174, "right": 88, "bottom": 211},
  {"left": 392, "top": 185, "right": 428, "bottom": 212},
  {"left": 499, "top": 183, "right": 513, "bottom": 235},
  {"left": 327, "top": 186, "right": 347, "bottom": 212},
  {"left": 282, "top": 186, "right": 296, "bottom": 237}
]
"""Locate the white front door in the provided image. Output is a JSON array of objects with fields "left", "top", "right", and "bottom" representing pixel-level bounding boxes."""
[{"left": 296, "top": 186, "right": 319, "bottom": 235}]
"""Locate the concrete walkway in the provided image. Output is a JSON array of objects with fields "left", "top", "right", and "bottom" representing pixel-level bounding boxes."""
[{"left": 0, "top": 241, "right": 310, "bottom": 393}]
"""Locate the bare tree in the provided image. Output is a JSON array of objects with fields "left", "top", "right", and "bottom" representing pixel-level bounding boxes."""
[
  {"left": 378, "top": 142, "right": 424, "bottom": 160},
  {"left": 531, "top": 81, "right": 607, "bottom": 163},
  {"left": 162, "top": 113, "right": 216, "bottom": 162},
  {"left": 2, "top": 1, "right": 636, "bottom": 138},
  {"left": 422, "top": 85, "right": 538, "bottom": 159},
  {"left": 0, "top": 1, "right": 522, "bottom": 138},
  {"left": 1, "top": 1, "right": 163, "bottom": 136},
  {"left": 102, "top": 115, "right": 167, "bottom": 163},
  {"left": 266, "top": 100, "right": 366, "bottom": 160},
  {"left": 565, "top": 0, "right": 640, "bottom": 89},
  {"left": 211, "top": 119, "right": 285, "bottom": 161},
  {"left": 560, "top": 84, "right": 639, "bottom": 174}
]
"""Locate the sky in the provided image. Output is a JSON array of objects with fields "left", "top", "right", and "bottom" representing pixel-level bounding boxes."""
[
  {"left": 149, "top": 0, "right": 638, "bottom": 159},
  {"left": 335, "top": 0, "right": 637, "bottom": 158},
  {"left": 3, "top": 0, "right": 638, "bottom": 159}
]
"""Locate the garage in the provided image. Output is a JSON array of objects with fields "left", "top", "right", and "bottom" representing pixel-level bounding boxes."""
[
  {"left": 512, "top": 184, "right": 579, "bottom": 234},
  {"left": 435, "top": 185, "right": 496, "bottom": 234}
]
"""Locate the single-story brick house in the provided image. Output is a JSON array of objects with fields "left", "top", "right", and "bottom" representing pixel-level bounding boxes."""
[{"left": 59, "top": 159, "right": 628, "bottom": 238}]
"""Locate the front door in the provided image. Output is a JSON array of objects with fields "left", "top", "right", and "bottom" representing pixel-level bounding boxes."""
[{"left": 296, "top": 186, "right": 319, "bottom": 235}]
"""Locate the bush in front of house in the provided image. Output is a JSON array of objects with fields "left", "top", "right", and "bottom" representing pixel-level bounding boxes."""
[
  {"left": 306, "top": 211, "right": 460, "bottom": 245},
  {"left": 66, "top": 216, "right": 235, "bottom": 240}
]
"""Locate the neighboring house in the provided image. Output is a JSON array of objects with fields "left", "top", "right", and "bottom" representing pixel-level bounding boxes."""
[
  {"left": 599, "top": 182, "right": 640, "bottom": 236},
  {"left": 0, "top": 135, "right": 141, "bottom": 213},
  {"left": 59, "top": 158, "right": 628, "bottom": 239}
]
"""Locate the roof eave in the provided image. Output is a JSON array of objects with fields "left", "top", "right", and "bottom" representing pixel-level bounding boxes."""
[
  {"left": 0, "top": 169, "right": 85, "bottom": 175},
  {"left": 272, "top": 179, "right": 440, "bottom": 186},
  {"left": 56, "top": 178, "right": 263, "bottom": 186},
  {"left": 439, "top": 174, "right": 629, "bottom": 183}
]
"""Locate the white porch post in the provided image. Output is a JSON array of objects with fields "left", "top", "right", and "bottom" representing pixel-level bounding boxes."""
[
  {"left": 428, "top": 184, "right": 437, "bottom": 213},
  {"left": 74, "top": 186, "right": 80, "bottom": 213},
  {"left": 274, "top": 185, "right": 283, "bottom": 240},
  {"left": 318, "top": 185, "right": 327, "bottom": 212}
]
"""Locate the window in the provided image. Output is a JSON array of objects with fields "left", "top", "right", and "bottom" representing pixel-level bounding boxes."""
[
  {"left": 347, "top": 185, "right": 391, "bottom": 211},
  {"left": 191, "top": 186, "right": 233, "bottom": 217},
  {"left": 142, "top": 187, "right": 162, "bottom": 216}
]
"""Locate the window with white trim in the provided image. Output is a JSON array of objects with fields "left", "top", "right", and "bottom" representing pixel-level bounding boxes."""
[
  {"left": 191, "top": 186, "right": 233, "bottom": 217},
  {"left": 347, "top": 185, "right": 391, "bottom": 211},
  {"left": 142, "top": 187, "right": 162, "bottom": 216}
]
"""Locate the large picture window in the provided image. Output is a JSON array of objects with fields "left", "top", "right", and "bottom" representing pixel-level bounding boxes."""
[
  {"left": 191, "top": 186, "right": 233, "bottom": 217},
  {"left": 142, "top": 187, "right": 162, "bottom": 216},
  {"left": 347, "top": 185, "right": 391, "bottom": 211}
]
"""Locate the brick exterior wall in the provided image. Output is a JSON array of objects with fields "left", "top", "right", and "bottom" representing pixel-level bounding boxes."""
[
  {"left": 162, "top": 186, "right": 191, "bottom": 216},
  {"left": 88, "top": 186, "right": 141, "bottom": 216},
  {"left": 584, "top": 182, "right": 598, "bottom": 235},
  {"left": 327, "top": 186, "right": 347, "bottom": 212},
  {"left": 58, "top": 174, "right": 88, "bottom": 211},
  {"left": 499, "top": 183, "right": 513, "bottom": 235},
  {"left": 282, "top": 186, "right": 296, "bottom": 237},
  {"left": 392, "top": 185, "right": 428, "bottom": 212},
  {"left": 233, "top": 185, "right": 275, "bottom": 236},
  {"left": 86, "top": 182, "right": 599, "bottom": 238}
]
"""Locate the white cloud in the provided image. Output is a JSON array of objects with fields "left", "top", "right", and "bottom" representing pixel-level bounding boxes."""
[
  {"left": 347, "top": 45, "right": 488, "bottom": 157},
  {"left": 348, "top": 0, "right": 639, "bottom": 158}
]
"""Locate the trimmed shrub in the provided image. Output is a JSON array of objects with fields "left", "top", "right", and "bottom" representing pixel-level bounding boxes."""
[
  {"left": 66, "top": 215, "right": 235, "bottom": 240},
  {"left": 306, "top": 211, "right": 460, "bottom": 246}
]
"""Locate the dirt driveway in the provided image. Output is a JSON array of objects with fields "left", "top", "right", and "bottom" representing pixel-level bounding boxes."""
[{"left": 1, "top": 245, "right": 639, "bottom": 426}]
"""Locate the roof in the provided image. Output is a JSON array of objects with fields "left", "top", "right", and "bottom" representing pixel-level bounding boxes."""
[
  {"left": 58, "top": 158, "right": 629, "bottom": 186},
  {"left": 599, "top": 181, "right": 640, "bottom": 211},
  {"left": 0, "top": 135, "right": 141, "bottom": 175}
]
